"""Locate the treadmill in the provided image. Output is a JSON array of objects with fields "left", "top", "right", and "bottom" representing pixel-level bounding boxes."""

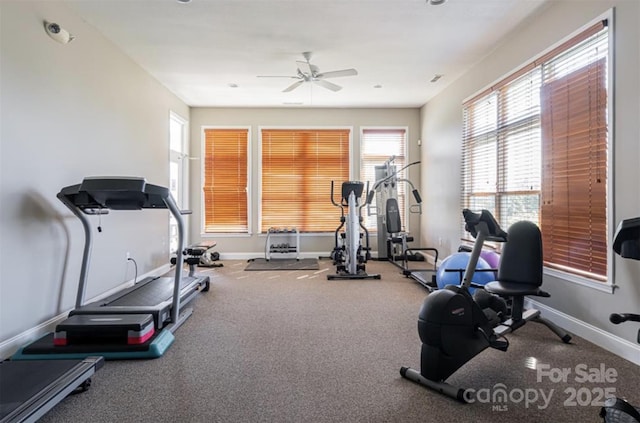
[
  {"left": 12, "top": 177, "right": 210, "bottom": 360},
  {"left": 0, "top": 356, "right": 103, "bottom": 423}
]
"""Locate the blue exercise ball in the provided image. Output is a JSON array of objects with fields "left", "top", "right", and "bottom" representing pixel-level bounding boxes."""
[{"left": 436, "top": 252, "right": 495, "bottom": 292}]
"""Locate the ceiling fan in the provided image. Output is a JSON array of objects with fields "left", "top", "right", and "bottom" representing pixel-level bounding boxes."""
[{"left": 258, "top": 52, "right": 358, "bottom": 92}]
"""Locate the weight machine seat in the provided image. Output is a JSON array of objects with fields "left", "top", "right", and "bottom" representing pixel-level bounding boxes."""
[
  {"left": 386, "top": 198, "right": 415, "bottom": 244},
  {"left": 386, "top": 198, "right": 403, "bottom": 235}
]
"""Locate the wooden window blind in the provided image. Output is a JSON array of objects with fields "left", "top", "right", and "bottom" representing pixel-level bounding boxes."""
[
  {"left": 541, "top": 59, "right": 607, "bottom": 280},
  {"left": 461, "top": 20, "right": 609, "bottom": 280},
  {"left": 202, "top": 128, "right": 249, "bottom": 233},
  {"left": 360, "top": 129, "right": 407, "bottom": 231},
  {"left": 260, "top": 129, "right": 350, "bottom": 232}
]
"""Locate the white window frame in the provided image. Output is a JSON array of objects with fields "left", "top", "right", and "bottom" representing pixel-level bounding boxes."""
[
  {"left": 461, "top": 11, "right": 614, "bottom": 293},
  {"left": 169, "top": 111, "right": 189, "bottom": 254},
  {"left": 360, "top": 126, "right": 410, "bottom": 233},
  {"left": 199, "top": 125, "right": 252, "bottom": 237}
]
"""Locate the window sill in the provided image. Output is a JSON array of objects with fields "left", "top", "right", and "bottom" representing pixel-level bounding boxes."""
[
  {"left": 543, "top": 267, "right": 614, "bottom": 294},
  {"left": 201, "top": 233, "right": 252, "bottom": 238},
  {"left": 257, "top": 232, "right": 334, "bottom": 237}
]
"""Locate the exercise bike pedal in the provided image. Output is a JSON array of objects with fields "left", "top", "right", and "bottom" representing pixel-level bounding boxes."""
[
  {"left": 489, "top": 338, "right": 508, "bottom": 351},
  {"left": 600, "top": 397, "right": 640, "bottom": 423},
  {"left": 484, "top": 331, "right": 508, "bottom": 351}
]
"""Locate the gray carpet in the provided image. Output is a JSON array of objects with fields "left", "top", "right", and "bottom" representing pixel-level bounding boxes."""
[
  {"left": 37, "top": 260, "right": 639, "bottom": 423},
  {"left": 245, "top": 258, "right": 319, "bottom": 271}
]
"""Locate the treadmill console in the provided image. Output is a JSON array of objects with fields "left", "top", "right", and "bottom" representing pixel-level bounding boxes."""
[{"left": 59, "top": 177, "right": 172, "bottom": 211}]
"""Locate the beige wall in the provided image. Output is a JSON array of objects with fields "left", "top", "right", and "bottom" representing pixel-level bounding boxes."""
[
  {"left": 420, "top": 0, "right": 640, "bottom": 345},
  {"left": 189, "top": 108, "right": 422, "bottom": 257},
  {"left": 0, "top": 1, "right": 188, "bottom": 347}
]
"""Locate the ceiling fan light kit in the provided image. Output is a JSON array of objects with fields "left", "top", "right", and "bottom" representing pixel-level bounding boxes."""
[{"left": 258, "top": 52, "right": 358, "bottom": 93}]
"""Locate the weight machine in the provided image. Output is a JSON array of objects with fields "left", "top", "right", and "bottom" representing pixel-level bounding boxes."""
[{"left": 366, "top": 156, "right": 438, "bottom": 288}]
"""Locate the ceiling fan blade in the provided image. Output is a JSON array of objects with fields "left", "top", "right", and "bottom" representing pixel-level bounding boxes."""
[
  {"left": 296, "top": 60, "right": 313, "bottom": 76},
  {"left": 257, "top": 75, "right": 299, "bottom": 78},
  {"left": 316, "top": 69, "right": 358, "bottom": 79},
  {"left": 313, "top": 79, "right": 342, "bottom": 92},
  {"left": 283, "top": 80, "right": 305, "bottom": 92}
]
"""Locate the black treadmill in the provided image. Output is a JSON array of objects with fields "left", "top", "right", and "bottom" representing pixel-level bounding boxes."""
[
  {"left": 13, "top": 177, "right": 209, "bottom": 360},
  {"left": 0, "top": 356, "right": 103, "bottom": 423}
]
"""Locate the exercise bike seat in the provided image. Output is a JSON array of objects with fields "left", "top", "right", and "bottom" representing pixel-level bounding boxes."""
[
  {"left": 484, "top": 220, "right": 548, "bottom": 298},
  {"left": 484, "top": 281, "right": 550, "bottom": 298}
]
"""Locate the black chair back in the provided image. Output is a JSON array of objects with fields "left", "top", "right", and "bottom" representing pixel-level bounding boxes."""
[{"left": 497, "top": 220, "right": 543, "bottom": 287}]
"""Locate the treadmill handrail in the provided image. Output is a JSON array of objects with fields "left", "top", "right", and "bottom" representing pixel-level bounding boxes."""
[
  {"left": 164, "top": 193, "right": 184, "bottom": 326},
  {"left": 57, "top": 191, "right": 93, "bottom": 309}
]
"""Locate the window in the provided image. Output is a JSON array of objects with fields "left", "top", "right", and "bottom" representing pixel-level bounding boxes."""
[
  {"left": 169, "top": 112, "right": 188, "bottom": 253},
  {"left": 360, "top": 128, "right": 407, "bottom": 231},
  {"left": 461, "top": 20, "right": 610, "bottom": 281},
  {"left": 260, "top": 128, "right": 350, "bottom": 232},
  {"left": 202, "top": 128, "right": 249, "bottom": 233}
]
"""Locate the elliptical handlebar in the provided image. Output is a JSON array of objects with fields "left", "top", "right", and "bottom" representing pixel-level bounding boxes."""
[
  {"left": 330, "top": 180, "right": 342, "bottom": 209},
  {"left": 359, "top": 181, "right": 370, "bottom": 212}
]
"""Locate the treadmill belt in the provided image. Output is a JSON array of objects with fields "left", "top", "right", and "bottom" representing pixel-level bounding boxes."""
[
  {"left": 109, "top": 276, "right": 196, "bottom": 307},
  {"left": 0, "top": 360, "right": 78, "bottom": 419}
]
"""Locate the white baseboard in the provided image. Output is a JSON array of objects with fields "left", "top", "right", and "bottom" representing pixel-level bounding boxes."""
[
  {"left": 220, "top": 252, "right": 329, "bottom": 260},
  {"left": 526, "top": 298, "right": 640, "bottom": 366},
  {"left": 0, "top": 264, "right": 171, "bottom": 360}
]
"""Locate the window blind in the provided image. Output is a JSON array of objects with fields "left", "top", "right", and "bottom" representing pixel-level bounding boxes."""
[
  {"left": 260, "top": 129, "right": 350, "bottom": 232},
  {"left": 360, "top": 129, "right": 407, "bottom": 231},
  {"left": 202, "top": 128, "right": 249, "bottom": 233},
  {"left": 540, "top": 57, "right": 607, "bottom": 280}
]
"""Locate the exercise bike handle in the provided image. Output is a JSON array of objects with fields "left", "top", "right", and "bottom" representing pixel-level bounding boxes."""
[
  {"left": 610, "top": 313, "right": 640, "bottom": 324},
  {"left": 463, "top": 209, "right": 508, "bottom": 242}
]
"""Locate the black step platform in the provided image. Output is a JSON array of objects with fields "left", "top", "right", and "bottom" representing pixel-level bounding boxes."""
[{"left": 55, "top": 314, "right": 155, "bottom": 346}]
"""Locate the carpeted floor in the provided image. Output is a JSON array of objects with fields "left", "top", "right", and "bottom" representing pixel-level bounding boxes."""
[
  {"left": 37, "top": 259, "right": 639, "bottom": 423},
  {"left": 245, "top": 258, "right": 320, "bottom": 271}
]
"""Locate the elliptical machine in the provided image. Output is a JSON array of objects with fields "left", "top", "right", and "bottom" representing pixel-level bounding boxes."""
[
  {"left": 400, "top": 209, "right": 571, "bottom": 402},
  {"left": 599, "top": 217, "right": 640, "bottom": 423},
  {"left": 328, "top": 180, "right": 380, "bottom": 280}
]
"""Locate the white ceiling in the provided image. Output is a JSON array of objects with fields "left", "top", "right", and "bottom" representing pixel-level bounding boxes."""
[{"left": 65, "top": 0, "right": 549, "bottom": 108}]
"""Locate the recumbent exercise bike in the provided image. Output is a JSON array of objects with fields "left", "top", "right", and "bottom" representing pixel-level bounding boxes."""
[{"left": 400, "top": 209, "right": 571, "bottom": 402}]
